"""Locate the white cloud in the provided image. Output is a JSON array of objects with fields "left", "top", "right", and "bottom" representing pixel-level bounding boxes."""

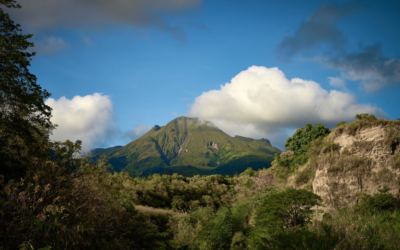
[
  {"left": 45, "top": 93, "right": 118, "bottom": 154},
  {"left": 121, "top": 124, "right": 150, "bottom": 142},
  {"left": 328, "top": 76, "right": 346, "bottom": 88},
  {"left": 188, "top": 66, "right": 387, "bottom": 150}
]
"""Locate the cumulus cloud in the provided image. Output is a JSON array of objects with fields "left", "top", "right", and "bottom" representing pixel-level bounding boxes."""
[
  {"left": 120, "top": 124, "right": 151, "bottom": 142},
  {"left": 45, "top": 93, "right": 120, "bottom": 154},
  {"left": 5, "top": 0, "right": 202, "bottom": 44},
  {"left": 188, "top": 66, "right": 386, "bottom": 150},
  {"left": 275, "top": 1, "right": 400, "bottom": 92},
  {"left": 45, "top": 93, "right": 151, "bottom": 153}
]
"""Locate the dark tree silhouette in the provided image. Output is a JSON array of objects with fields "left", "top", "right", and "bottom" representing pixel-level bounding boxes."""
[{"left": 0, "top": 0, "right": 54, "bottom": 180}]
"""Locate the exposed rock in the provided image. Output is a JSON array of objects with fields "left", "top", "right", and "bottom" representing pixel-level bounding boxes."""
[
  {"left": 312, "top": 121, "right": 400, "bottom": 212},
  {"left": 209, "top": 141, "right": 218, "bottom": 149},
  {"left": 152, "top": 125, "right": 161, "bottom": 131}
]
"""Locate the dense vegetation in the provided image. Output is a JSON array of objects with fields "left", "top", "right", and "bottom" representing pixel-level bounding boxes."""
[
  {"left": 2, "top": 1, "right": 400, "bottom": 249},
  {"left": 2, "top": 115, "right": 400, "bottom": 249}
]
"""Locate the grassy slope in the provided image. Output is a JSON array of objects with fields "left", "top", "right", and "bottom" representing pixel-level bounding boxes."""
[
  {"left": 89, "top": 146, "right": 123, "bottom": 156},
  {"left": 90, "top": 117, "right": 281, "bottom": 177}
]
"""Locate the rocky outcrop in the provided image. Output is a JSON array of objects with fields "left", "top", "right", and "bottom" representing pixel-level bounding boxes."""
[
  {"left": 177, "top": 138, "right": 190, "bottom": 156},
  {"left": 312, "top": 121, "right": 400, "bottom": 211},
  {"left": 209, "top": 141, "right": 218, "bottom": 149}
]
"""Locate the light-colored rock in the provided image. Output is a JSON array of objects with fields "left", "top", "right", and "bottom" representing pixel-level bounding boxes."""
[{"left": 312, "top": 123, "right": 400, "bottom": 211}]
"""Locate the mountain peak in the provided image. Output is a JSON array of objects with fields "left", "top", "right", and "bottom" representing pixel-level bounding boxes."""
[
  {"left": 168, "top": 116, "right": 217, "bottom": 131},
  {"left": 90, "top": 116, "right": 281, "bottom": 177},
  {"left": 152, "top": 125, "right": 162, "bottom": 131}
]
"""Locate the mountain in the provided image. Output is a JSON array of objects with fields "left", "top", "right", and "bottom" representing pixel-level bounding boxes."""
[
  {"left": 89, "top": 146, "right": 123, "bottom": 156},
  {"left": 89, "top": 116, "right": 281, "bottom": 177}
]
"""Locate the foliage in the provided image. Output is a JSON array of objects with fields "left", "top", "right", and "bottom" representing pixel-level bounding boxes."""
[
  {"left": 270, "top": 151, "right": 309, "bottom": 180},
  {"left": 255, "top": 188, "right": 322, "bottom": 230},
  {"left": 284, "top": 123, "right": 331, "bottom": 156},
  {"left": 0, "top": 140, "right": 169, "bottom": 250},
  {"left": 102, "top": 167, "right": 276, "bottom": 214},
  {"left": 0, "top": 0, "right": 54, "bottom": 181},
  {"left": 353, "top": 186, "right": 399, "bottom": 214},
  {"left": 196, "top": 204, "right": 252, "bottom": 250},
  {"left": 355, "top": 113, "right": 377, "bottom": 121},
  {"left": 335, "top": 121, "right": 346, "bottom": 127},
  {"left": 2, "top": 136, "right": 400, "bottom": 250}
]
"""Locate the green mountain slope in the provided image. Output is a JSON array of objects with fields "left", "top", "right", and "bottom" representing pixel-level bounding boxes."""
[
  {"left": 89, "top": 146, "right": 123, "bottom": 156},
  {"left": 90, "top": 117, "right": 281, "bottom": 177}
]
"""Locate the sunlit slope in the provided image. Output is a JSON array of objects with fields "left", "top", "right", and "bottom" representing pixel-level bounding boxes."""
[{"left": 90, "top": 117, "right": 281, "bottom": 176}]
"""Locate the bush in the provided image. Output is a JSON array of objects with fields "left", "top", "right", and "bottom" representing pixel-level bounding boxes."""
[
  {"left": 355, "top": 113, "right": 377, "bottom": 121},
  {"left": 353, "top": 186, "right": 399, "bottom": 214},
  {"left": 335, "top": 121, "right": 347, "bottom": 128},
  {"left": 295, "top": 168, "right": 313, "bottom": 186}
]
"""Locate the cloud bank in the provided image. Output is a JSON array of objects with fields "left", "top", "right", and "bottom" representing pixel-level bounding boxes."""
[
  {"left": 6, "top": 0, "right": 202, "bottom": 45},
  {"left": 275, "top": 1, "right": 400, "bottom": 92},
  {"left": 188, "top": 66, "right": 386, "bottom": 150},
  {"left": 317, "top": 44, "right": 400, "bottom": 92},
  {"left": 46, "top": 93, "right": 148, "bottom": 154}
]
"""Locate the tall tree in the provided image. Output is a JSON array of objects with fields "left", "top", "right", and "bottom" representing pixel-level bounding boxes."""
[
  {"left": 284, "top": 123, "right": 331, "bottom": 155},
  {"left": 0, "top": 0, "right": 54, "bottom": 180}
]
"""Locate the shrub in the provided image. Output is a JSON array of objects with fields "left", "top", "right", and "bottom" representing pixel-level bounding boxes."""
[
  {"left": 335, "top": 121, "right": 347, "bottom": 128},
  {"left": 295, "top": 168, "right": 313, "bottom": 186},
  {"left": 355, "top": 113, "right": 377, "bottom": 121},
  {"left": 353, "top": 186, "right": 399, "bottom": 214}
]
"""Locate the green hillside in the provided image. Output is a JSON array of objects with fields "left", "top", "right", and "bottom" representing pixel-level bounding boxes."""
[
  {"left": 90, "top": 117, "right": 281, "bottom": 177},
  {"left": 89, "top": 146, "right": 123, "bottom": 156}
]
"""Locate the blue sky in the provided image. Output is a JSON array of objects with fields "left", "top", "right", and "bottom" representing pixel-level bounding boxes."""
[{"left": 6, "top": 0, "right": 400, "bottom": 152}]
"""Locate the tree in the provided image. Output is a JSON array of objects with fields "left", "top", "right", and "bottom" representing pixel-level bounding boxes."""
[
  {"left": 251, "top": 188, "right": 323, "bottom": 249},
  {"left": 0, "top": 0, "right": 54, "bottom": 180},
  {"left": 354, "top": 113, "right": 377, "bottom": 121},
  {"left": 255, "top": 188, "right": 322, "bottom": 230},
  {"left": 284, "top": 123, "right": 331, "bottom": 155}
]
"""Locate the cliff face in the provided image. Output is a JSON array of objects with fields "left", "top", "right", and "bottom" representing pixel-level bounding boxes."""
[{"left": 312, "top": 120, "right": 400, "bottom": 211}]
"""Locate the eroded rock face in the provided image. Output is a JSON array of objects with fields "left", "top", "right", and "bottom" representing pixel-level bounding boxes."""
[{"left": 312, "top": 123, "right": 400, "bottom": 211}]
